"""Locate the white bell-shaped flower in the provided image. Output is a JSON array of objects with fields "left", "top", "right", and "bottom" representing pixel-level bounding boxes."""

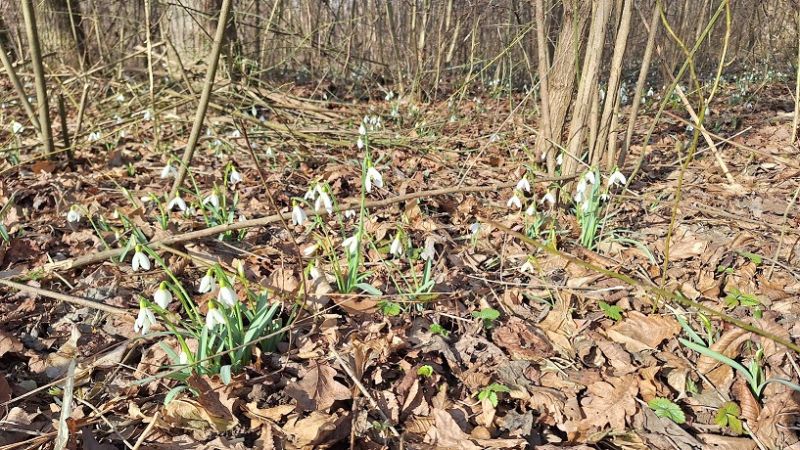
[
  {"left": 292, "top": 204, "right": 308, "bottom": 226},
  {"left": 134, "top": 303, "right": 157, "bottom": 335},
  {"left": 205, "top": 305, "right": 225, "bottom": 329},
  {"left": 229, "top": 167, "right": 243, "bottom": 185},
  {"left": 584, "top": 171, "right": 596, "bottom": 185},
  {"left": 608, "top": 169, "right": 627, "bottom": 187},
  {"left": 202, "top": 192, "right": 220, "bottom": 209},
  {"left": 66, "top": 206, "right": 81, "bottom": 223},
  {"left": 358, "top": 124, "right": 367, "bottom": 136},
  {"left": 507, "top": 193, "right": 522, "bottom": 210},
  {"left": 131, "top": 246, "right": 151, "bottom": 272},
  {"left": 198, "top": 270, "right": 215, "bottom": 293},
  {"left": 11, "top": 121, "right": 24, "bottom": 134},
  {"left": 154, "top": 283, "right": 172, "bottom": 309},
  {"left": 516, "top": 178, "right": 531, "bottom": 193},
  {"left": 342, "top": 234, "right": 359, "bottom": 254},
  {"left": 365, "top": 167, "right": 383, "bottom": 193},
  {"left": 160, "top": 164, "right": 177, "bottom": 179},
  {"left": 420, "top": 236, "right": 436, "bottom": 261},
  {"left": 314, "top": 190, "right": 333, "bottom": 214},
  {"left": 217, "top": 285, "right": 238, "bottom": 307},
  {"left": 390, "top": 234, "right": 404, "bottom": 257},
  {"left": 541, "top": 192, "right": 556, "bottom": 207},
  {"left": 357, "top": 137, "right": 364, "bottom": 149},
  {"left": 167, "top": 195, "right": 187, "bottom": 212}
]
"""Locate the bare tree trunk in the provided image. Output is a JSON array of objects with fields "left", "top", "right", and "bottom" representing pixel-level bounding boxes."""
[
  {"left": 792, "top": 9, "right": 800, "bottom": 145},
  {"left": 20, "top": 0, "right": 55, "bottom": 157},
  {"left": 535, "top": 0, "right": 591, "bottom": 163},
  {"left": 594, "top": 0, "right": 633, "bottom": 168},
  {"left": 533, "top": 0, "right": 554, "bottom": 173},
  {"left": 35, "top": 0, "right": 86, "bottom": 68},
  {"left": 563, "top": 0, "right": 612, "bottom": 177},
  {"left": 622, "top": 2, "right": 660, "bottom": 166}
]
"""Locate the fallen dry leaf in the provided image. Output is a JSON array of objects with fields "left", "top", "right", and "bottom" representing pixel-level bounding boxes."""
[
  {"left": 606, "top": 311, "right": 680, "bottom": 353},
  {"left": 285, "top": 363, "right": 352, "bottom": 412},
  {"left": 578, "top": 375, "right": 639, "bottom": 431}
]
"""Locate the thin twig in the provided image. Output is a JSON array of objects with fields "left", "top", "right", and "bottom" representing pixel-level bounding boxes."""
[{"left": 0, "top": 278, "right": 128, "bottom": 315}]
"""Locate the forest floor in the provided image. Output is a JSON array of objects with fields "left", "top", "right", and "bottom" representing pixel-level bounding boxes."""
[{"left": 0, "top": 78, "right": 799, "bottom": 449}]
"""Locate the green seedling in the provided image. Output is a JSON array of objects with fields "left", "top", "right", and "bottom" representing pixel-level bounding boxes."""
[
  {"left": 599, "top": 301, "right": 623, "bottom": 321},
  {"left": 714, "top": 401, "right": 743, "bottom": 435},
  {"left": 648, "top": 397, "right": 686, "bottom": 424},
  {"left": 417, "top": 365, "right": 434, "bottom": 377},
  {"left": 472, "top": 308, "right": 501, "bottom": 329},
  {"left": 429, "top": 323, "right": 449, "bottom": 337},
  {"left": 476, "top": 383, "right": 510, "bottom": 408}
]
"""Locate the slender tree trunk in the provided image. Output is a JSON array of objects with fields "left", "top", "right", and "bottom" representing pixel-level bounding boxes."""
[
  {"left": 20, "top": 0, "right": 55, "bottom": 157},
  {"left": 534, "top": 0, "right": 554, "bottom": 173},
  {"left": 622, "top": 2, "right": 660, "bottom": 166},
  {"left": 35, "top": 0, "right": 86, "bottom": 68},
  {"left": 594, "top": 0, "right": 633, "bottom": 168},
  {"left": 563, "top": 0, "right": 612, "bottom": 177}
]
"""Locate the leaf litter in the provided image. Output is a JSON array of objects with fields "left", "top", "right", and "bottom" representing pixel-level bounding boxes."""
[{"left": 0, "top": 78, "right": 799, "bottom": 449}]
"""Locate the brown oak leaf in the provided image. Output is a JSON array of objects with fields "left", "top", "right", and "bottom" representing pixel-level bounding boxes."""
[{"left": 286, "top": 363, "right": 351, "bottom": 412}]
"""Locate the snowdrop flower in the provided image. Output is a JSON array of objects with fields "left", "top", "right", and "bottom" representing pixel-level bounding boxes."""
[
  {"left": 469, "top": 222, "right": 481, "bottom": 236},
  {"left": 265, "top": 146, "right": 275, "bottom": 158},
  {"left": 309, "top": 264, "right": 322, "bottom": 281},
  {"left": 516, "top": 177, "right": 531, "bottom": 193},
  {"left": 556, "top": 153, "right": 563, "bottom": 166},
  {"left": 520, "top": 259, "right": 534, "bottom": 273},
  {"left": 357, "top": 137, "right": 364, "bottom": 149},
  {"left": 525, "top": 203, "right": 536, "bottom": 216},
  {"left": 87, "top": 131, "right": 101, "bottom": 142},
  {"left": 420, "top": 237, "right": 436, "bottom": 261},
  {"left": 608, "top": 169, "right": 627, "bottom": 187},
  {"left": 154, "top": 282, "right": 172, "bottom": 309},
  {"left": 358, "top": 124, "right": 367, "bottom": 136},
  {"left": 304, "top": 187, "right": 317, "bottom": 201},
  {"left": 229, "top": 167, "right": 243, "bottom": 185},
  {"left": 291, "top": 204, "right": 308, "bottom": 226},
  {"left": 385, "top": 91, "right": 394, "bottom": 101},
  {"left": 365, "top": 166, "right": 383, "bottom": 193},
  {"left": 143, "top": 110, "right": 153, "bottom": 121},
  {"left": 302, "top": 243, "right": 318, "bottom": 257},
  {"left": 600, "top": 193, "right": 609, "bottom": 202},
  {"left": 205, "top": 304, "right": 225, "bottom": 329},
  {"left": 160, "top": 163, "right": 177, "bottom": 179},
  {"left": 131, "top": 245, "right": 151, "bottom": 271},
  {"left": 342, "top": 234, "right": 359, "bottom": 254},
  {"left": 66, "top": 206, "right": 81, "bottom": 223},
  {"left": 229, "top": 129, "right": 241, "bottom": 138},
  {"left": 167, "top": 195, "right": 187, "bottom": 212},
  {"left": 541, "top": 191, "right": 556, "bottom": 207},
  {"left": 202, "top": 192, "right": 220, "bottom": 209},
  {"left": 134, "top": 302, "right": 157, "bottom": 335},
  {"left": 574, "top": 179, "right": 587, "bottom": 203},
  {"left": 116, "top": 94, "right": 126, "bottom": 102},
  {"left": 179, "top": 350, "right": 190, "bottom": 365},
  {"left": 314, "top": 190, "right": 333, "bottom": 214},
  {"left": 198, "top": 270, "right": 215, "bottom": 293},
  {"left": 11, "top": 121, "right": 24, "bottom": 134},
  {"left": 584, "top": 171, "right": 596, "bottom": 185},
  {"left": 507, "top": 193, "right": 522, "bottom": 210},
  {"left": 489, "top": 133, "right": 500, "bottom": 143},
  {"left": 344, "top": 209, "right": 356, "bottom": 219},
  {"left": 389, "top": 233, "right": 404, "bottom": 257},
  {"left": 582, "top": 199, "right": 591, "bottom": 213},
  {"left": 217, "top": 284, "right": 238, "bottom": 307}
]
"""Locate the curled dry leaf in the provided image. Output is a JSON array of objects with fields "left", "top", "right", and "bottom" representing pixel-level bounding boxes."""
[
  {"left": 285, "top": 363, "right": 352, "bottom": 412},
  {"left": 492, "top": 317, "right": 554, "bottom": 361},
  {"left": 606, "top": 311, "right": 680, "bottom": 353},
  {"left": 578, "top": 374, "right": 639, "bottom": 432},
  {"left": 282, "top": 411, "right": 351, "bottom": 448}
]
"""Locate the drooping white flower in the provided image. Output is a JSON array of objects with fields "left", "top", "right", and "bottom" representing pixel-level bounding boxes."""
[
  {"left": 358, "top": 124, "right": 367, "bottom": 136},
  {"left": 205, "top": 306, "right": 225, "bottom": 329},
  {"left": 179, "top": 350, "right": 190, "bottom": 365},
  {"left": 469, "top": 222, "right": 480, "bottom": 236},
  {"left": 525, "top": 203, "right": 536, "bottom": 216},
  {"left": 556, "top": 153, "right": 563, "bottom": 166},
  {"left": 420, "top": 236, "right": 436, "bottom": 261},
  {"left": 66, "top": 206, "right": 81, "bottom": 223},
  {"left": 365, "top": 167, "right": 383, "bottom": 193},
  {"left": 389, "top": 234, "right": 403, "bottom": 257},
  {"left": 11, "top": 121, "right": 24, "bottom": 134},
  {"left": 198, "top": 272, "right": 215, "bottom": 294},
  {"left": 202, "top": 192, "right": 220, "bottom": 209},
  {"left": 608, "top": 169, "right": 627, "bottom": 187},
  {"left": 309, "top": 264, "right": 322, "bottom": 280},
  {"left": 344, "top": 209, "right": 356, "bottom": 219},
  {"left": 516, "top": 178, "right": 531, "bottom": 193},
  {"left": 507, "top": 193, "right": 522, "bottom": 210},
  {"left": 357, "top": 137, "right": 364, "bottom": 149},
  {"left": 292, "top": 204, "right": 308, "bottom": 226},
  {"left": 143, "top": 110, "right": 153, "bottom": 121},
  {"left": 342, "top": 234, "right": 359, "bottom": 254},
  {"left": 520, "top": 259, "right": 534, "bottom": 273},
  {"left": 217, "top": 285, "right": 238, "bottom": 307},
  {"left": 229, "top": 167, "right": 243, "bottom": 185},
  {"left": 584, "top": 171, "right": 596, "bottom": 185},
  {"left": 87, "top": 131, "right": 101, "bottom": 142},
  {"left": 600, "top": 193, "right": 610, "bottom": 202},
  {"left": 304, "top": 187, "right": 317, "bottom": 201},
  {"left": 134, "top": 303, "right": 157, "bottom": 335},
  {"left": 154, "top": 283, "right": 172, "bottom": 309},
  {"left": 541, "top": 192, "right": 556, "bottom": 207},
  {"left": 116, "top": 94, "right": 126, "bottom": 102},
  {"left": 574, "top": 179, "right": 587, "bottom": 203},
  {"left": 160, "top": 163, "right": 177, "bottom": 179},
  {"left": 229, "top": 129, "right": 241, "bottom": 138},
  {"left": 314, "top": 190, "right": 333, "bottom": 214},
  {"left": 265, "top": 146, "right": 275, "bottom": 158},
  {"left": 131, "top": 246, "right": 151, "bottom": 272},
  {"left": 167, "top": 195, "right": 187, "bottom": 212}
]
